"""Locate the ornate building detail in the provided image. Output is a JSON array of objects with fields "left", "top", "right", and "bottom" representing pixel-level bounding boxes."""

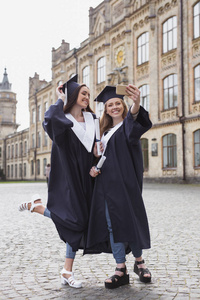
[
  {"left": 160, "top": 108, "right": 177, "bottom": 121},
  {"left": 163, "top": 169, "right": 177, "bottom": 175},
  {"left": 136, "top": 63, "right": 149, "bottom": 81},
  {"left": 192, "top": 102, "right": 200, "bottom": 113},
  {"left": 115, "top": 46, "right": 125, "bottom": 67},
  {"left": 67, "top": 63, "right": 76, "bottom": 72},
  {"left": 161, "top": 51, "right": 177, "bottom": 71},
  {"left": 108, "top": 66, "right": 128, "bottom": 85},
  {"left": 133, "top": 16, "right": 149, "bottom": 31},
  {"left": 158, "top": 0, "right": 178, "bottom": 15},
  {"left": 111, "top": 31, "right": 126, "bottom": 45},
  {"left": 113, "top": 1, "right": 124, "bottom": 18},
  {"left": 192, "top": 38, "right": 200, "bottom": 58}
]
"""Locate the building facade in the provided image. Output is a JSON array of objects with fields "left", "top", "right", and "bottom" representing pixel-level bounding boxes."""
[{"left": 1, "top": 0, "right": 200, "bottom": 182}]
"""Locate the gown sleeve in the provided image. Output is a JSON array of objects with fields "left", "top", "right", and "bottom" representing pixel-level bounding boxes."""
[
  {"left": 124, "top": 106, "right": 152, "bottom": 145},
  {"left": 42, "top": 99, "right": 73, "bottom": 145}
]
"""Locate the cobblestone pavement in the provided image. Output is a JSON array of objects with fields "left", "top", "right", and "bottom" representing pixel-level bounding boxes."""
[{"left": 0, "top": 182, "right": 200, "bottom": 300}]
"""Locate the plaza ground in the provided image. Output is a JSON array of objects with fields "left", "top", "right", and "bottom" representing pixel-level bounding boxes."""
[{"left": 0, "top": 182, "right": 199, "bottom": 299}]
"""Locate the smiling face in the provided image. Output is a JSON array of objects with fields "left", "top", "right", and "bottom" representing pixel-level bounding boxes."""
[
  {"left": 76, "top": 86, "right": 90, "bottom": 109},
  {"left": 105, "top": 98, "right": 124, "bottom": 120}
]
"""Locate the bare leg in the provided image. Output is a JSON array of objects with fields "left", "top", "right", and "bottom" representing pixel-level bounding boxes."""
[
  {"left": 105, "top": 262, "right": 127, "bottom": 283},
  {"left": 63, "top": 258, "right": 74, "bottom": 279},
  {"left": 135, "top": 256, "right": 151, "bottom": 278}
]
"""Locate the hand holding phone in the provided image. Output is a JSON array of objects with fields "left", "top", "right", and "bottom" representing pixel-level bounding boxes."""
[{"left": 116, "top": 84, "right": 129, "bottom": 96}]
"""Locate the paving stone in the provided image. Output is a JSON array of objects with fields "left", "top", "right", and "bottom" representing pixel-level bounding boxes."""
[{"left": 0, "top": 182, "right": 200, "bottom": 299}]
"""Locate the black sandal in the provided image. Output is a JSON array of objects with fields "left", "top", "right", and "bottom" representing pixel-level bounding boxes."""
[
  {"left": 105, "top": 266, "right": 129, "bottom": 289},
  {"left": 134, "top": 260, "right": 151, "bottom": 283}
]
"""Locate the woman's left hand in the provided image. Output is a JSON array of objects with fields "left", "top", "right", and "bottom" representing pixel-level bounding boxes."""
[
  {"left": 126, "top": 84, "right": 140, "bottom": 114},
  {"left": 93, "top": 142, "right": 104, "bottom": 157},
  {"left": 89, "top": 166, "right": 100, "bottom": 177}
]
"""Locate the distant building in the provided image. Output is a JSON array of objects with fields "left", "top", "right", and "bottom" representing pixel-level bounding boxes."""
[{"left": 1, "top": 0, "right": 200, "bottom": 182}]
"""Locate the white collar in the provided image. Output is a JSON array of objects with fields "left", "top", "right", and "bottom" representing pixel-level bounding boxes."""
[
  {"left": 65, "top": 112, "right": 95, "bottom": 152},
  {"left": 101, "top": 121, "right": 123, "bottom": 154}
]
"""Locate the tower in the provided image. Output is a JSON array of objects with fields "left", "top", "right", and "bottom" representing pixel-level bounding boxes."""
[{"left": 0, "top": 68, "right": 19, "bottom": 138}]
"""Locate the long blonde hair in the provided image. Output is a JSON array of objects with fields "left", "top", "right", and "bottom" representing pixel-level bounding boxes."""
[{"left": 100, "top": 99, "right": 128, "bottom": 136}]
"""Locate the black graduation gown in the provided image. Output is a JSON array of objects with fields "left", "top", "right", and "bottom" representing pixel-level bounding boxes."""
[
  {"left": 86, "top": 107, "right": 152, "bottom": 253},
  {"left": 43, "top": 99, "right": 95, "bottom": 251}
]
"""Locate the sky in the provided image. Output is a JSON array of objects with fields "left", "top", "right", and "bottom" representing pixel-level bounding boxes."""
[{"left": 0, "top": 0, "right": 102, "bottom": 131}]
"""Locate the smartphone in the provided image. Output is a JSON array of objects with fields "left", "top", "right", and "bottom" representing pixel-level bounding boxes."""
[
  {"left": 61, "top": 82, "right": 67, "bottom": 94},
  {"left": 116, "top": 84, "right": 129, "bottom": 96}
]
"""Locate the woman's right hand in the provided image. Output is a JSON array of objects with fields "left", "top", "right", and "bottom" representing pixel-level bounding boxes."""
[{"left": 56, "top": 85, "right": 65, "bottom": 102}]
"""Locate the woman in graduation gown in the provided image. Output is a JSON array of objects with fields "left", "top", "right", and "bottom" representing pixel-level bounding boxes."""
[
  {"left": 19, "top": 75, "right": 98, "bottom": 288},
  {"left": 87, "top": 85, "right": 152, "bottom": 289}
]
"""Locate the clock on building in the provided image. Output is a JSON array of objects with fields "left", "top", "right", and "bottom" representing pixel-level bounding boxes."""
[{"left": 115, "top": 46, "right": 125, "bottom": 67}]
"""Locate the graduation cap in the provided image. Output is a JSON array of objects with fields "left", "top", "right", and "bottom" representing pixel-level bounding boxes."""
[
  {"left": 62, "top": 74, "right": 80, "bottom": 105},
  {"left": 94, "top": 86, "right": 124, "bottom": 104}
]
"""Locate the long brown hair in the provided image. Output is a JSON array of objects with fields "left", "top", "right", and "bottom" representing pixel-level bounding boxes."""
[
  {"left": 100, "top": 99, "right": 128, "bottom": 136},
  {"left": 63, "top": 84, "right": 93, "bottom": 114}
]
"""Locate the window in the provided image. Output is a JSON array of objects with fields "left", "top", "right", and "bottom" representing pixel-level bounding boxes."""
[
  {"left": 7, "top": 165, "right": 10, "bottom": 177},
  {"left": 163, "top": 74, "right": 178, "bottom": 109},
  {"left": 19, "top": 163, "right": 22, "bottom": 178},
  {"left": 82, "top": 66, "right": 90, "bottom": 87},
  {"left": 194, "top": 65, "right": 200, "bottom": 102},
  {"left": 194, "top": 2, "right": 200, "bottom": 39},
  {"left": 15, "top": 144, "right": 18, "bottom": 157},
  {"left": 163, "top": 16, "right": 177, "bottom": 53},
  {"left": 137, "top": 32, "right": 149, "bottom": 65},
  {"left": 24, "top": 141, "right": 27, "bottom": 155},
  {"left": 44, "top": 131, "right": 48, "bottom": 147},
  {"left": 139, "top": 85, "right": 149, "bottom": 111},
  {"left": 96, "top": 102, "right": 104, "bottom": 118},
  {"left": 141, "top": 138, "right": 149, "bottom": 171},
  {"left": 43, "top": 158, "right": 47, "bottom": 176},
  {"left": 97, "top": 57, "right": 106, "bottom": 84},
  {"left": 38, "top": 105, "right": 41, "bottom": 121},
  {"left": 32, "top": 134, "right": 35, "bottom": 148},
  {"left": 11, "top": 145, "right": 14, "bottom": 158},
  {"left": 44, "top": 102, "right": 48, "bottom": 113},
  {"left": 24, "top": 163, "right": 26, "bottom": 177},
  {"left": 37, "top": 132, "right": 41, "bottom": 148},
  {"left": 31, "top": 160, "right": 34, "bottom": 175},
  {"left": 32, "top": 108, "right": 35, "bottom": 124},
  {"left": 163, "top": 134, "right": 177, "bottom": 168},
  {"left": 15, "top": 164, "right": 17, "bottom": 178},
  {"left": 20, "top": 142, "right": 23, "bottom": 156},
  {"left": 11, "top": 165, "right": 13, "bottom": 178},
  {"left": 37, "top": 159, "right": 40, "bottom": 175},
  {"left": 8, "top": 145, "right": 10, "bottom": 159},
  {"left": 194, "top": 129, "right": 200, "bottom": 167}
]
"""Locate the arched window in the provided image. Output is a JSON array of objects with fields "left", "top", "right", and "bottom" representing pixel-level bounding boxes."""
[
  {"left": 37, "top": 159, "right": 40, "bottom": 175},
  {"left": 194, "top": 65, "right": 200, "bottom": 102},
  {"left": 82, "top": 66, "right": 90, "bottom": 87},
  {"left": 141, "top": 138, "right": 149, "bottom": 171},
  {"left": 97, "top": 57, "right": 106, "bottom": 84},
  {"left": 139, "top": 84, "right": 149, "bottom": 111},
  {"left": 163, "top": 16, "right": 177, "bottom": 53},
  {"left": 194, "top": 129, "right": 200, "bottom": 167},
  {"left": 163, "top": 134, "right": 177, "bottom": 168},
  {"left": 163, "top": 74, "right": 178, "bottom": 110},
  {"left": 194, "top": 2, "right": 200, "bottom": 38},
  {"left": 137, "top": 32, "right": 149, "bottom": 65}
]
